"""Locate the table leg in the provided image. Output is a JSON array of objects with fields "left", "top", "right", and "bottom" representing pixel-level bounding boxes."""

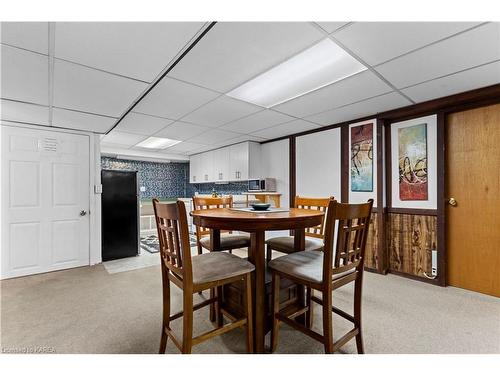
[
  {"left": 275, "top": 196, "right": 280, "bottom": 208},
  {"left": 210, "top": 228, "right": 221, "bottom": 251},
  {"left": 293, "top": 228, "right": 306, "bottom": 325},
  {"left": 209, "top": 229, "right": 221, "bottom": 322},
  {"left": 246, "top": 195, "right": 249, "bottom": 208},
  {"left": 248, "top": 231, "right": 266, "bottom": 353},
  {"left": 293, "top": 228, "right": 305, "bottom": 251}
]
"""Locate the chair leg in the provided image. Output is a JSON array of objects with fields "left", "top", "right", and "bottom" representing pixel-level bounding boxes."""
[
  {"left": 216, "top": 285, "right": 224, "bottom": 328},
  {"left": 244, "top": 274, "right": 254, "bottom": 354},
  {"left": 159, "top": 278, "right": 170, "bottom": 354},
  {"left": 354, "top": 277, "right": 364, "bottom": 354},
  {"left": 209, "top": 288, "right": 216, "bottom": 322},
  {"left": 322, "top": 289, "right": 334, "bottom": 354},
  {"left": 266, "top": 244, "right": 272, "bottom": 263},
  {"left": 182, "top": 291, "right": 194, "bottom": 354},
  {"left": 305, "top": 287, "right": 313, "bottom": 329},
  {"left": 270, "top": 273, "right": 281, "bottom": 353}
]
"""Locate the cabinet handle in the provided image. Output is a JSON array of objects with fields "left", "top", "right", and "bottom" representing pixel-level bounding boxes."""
[{"left": 235, "top": 171, "right": 238, "bottom": 179}]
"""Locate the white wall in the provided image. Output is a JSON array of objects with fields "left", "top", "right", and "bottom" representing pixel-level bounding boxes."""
[
  {"left": 348, "top": 118, "right": 377, "bottom": 205},
  {"left": 260, "top": 139, "right": 289, "bottom": 208},
  {"left": 296, "top": 128, "right": 341, "bottom": 200},
  {"left": 391, "top": 114, "right": 437, "bottom": 209}
]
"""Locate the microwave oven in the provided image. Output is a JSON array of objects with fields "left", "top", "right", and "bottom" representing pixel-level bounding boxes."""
[{"left": 248, "top": 178, "right": 277, "bottom": 192}]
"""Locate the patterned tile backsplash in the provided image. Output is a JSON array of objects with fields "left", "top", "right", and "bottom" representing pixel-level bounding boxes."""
[{"left": 101, "top": 157, "right": 249, "bottom": 199}]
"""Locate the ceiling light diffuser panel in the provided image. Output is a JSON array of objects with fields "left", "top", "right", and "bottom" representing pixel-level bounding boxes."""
[
  {"left": 227, "top": 38, "right": 367, "bottom": 108},
  {"left": 135, "top": 137, "right": 181, "bottom": 149}
]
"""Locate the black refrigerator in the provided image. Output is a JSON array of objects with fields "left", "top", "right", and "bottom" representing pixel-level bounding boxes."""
[{"left": 101, "top": 169, "right": 139, "bottom": 261}]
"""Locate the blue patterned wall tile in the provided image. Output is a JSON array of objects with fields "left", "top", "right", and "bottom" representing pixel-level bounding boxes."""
[{"left": 101, "top": 157, "right": 250, "bottom": 200}]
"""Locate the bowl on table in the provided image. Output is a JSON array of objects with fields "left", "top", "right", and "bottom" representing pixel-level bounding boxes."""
[{"left": 251, "top": 203, "right": 271, "bottom": 211}]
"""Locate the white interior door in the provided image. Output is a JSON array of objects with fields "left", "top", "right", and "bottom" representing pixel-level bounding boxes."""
[{"left": 1, "top": 125, "right": 90, "bottom": 279}]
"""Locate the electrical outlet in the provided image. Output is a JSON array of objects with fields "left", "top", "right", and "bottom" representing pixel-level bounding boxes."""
[
  {"left": 94, "top": 184, "right": 102, "bottom": 194},
  {"left": 431, "top": 249, "right": 438, "bottom": 276}
]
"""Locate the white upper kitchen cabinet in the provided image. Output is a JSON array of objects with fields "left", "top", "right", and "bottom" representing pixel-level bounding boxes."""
[
  {"left": 212, "top": 147, "right": 230, "bottom": 182},
  {"left": 229, "top": 142, "right": 261, "bottom": 181},
  {"left": 200, "top": 150, "right": 215, "bottom": 182},
  {"left": 189, "top": 153, "right": 202, "bottom": 183},
  {"left": 190, "top": 141, "right": 261, "bottom": 183}
]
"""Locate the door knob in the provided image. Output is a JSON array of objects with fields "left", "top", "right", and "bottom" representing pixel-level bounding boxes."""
[
  {"left": 448, "top": 198, "right": 457, "bottom": 207},
  {"left": 79, "top": 210, "right": 87, "bottom": 216}
]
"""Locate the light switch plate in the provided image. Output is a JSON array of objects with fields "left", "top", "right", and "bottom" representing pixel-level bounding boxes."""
[{"left": 94, "top": 184, "right": 103, "bottom": 194}]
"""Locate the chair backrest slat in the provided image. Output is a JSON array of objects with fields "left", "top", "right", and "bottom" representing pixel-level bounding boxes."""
[
  {"left": 153, "top": 199, "right": 192, "bottom": 284},
  {"left": 322, "top": 199, "right": 374, "bottom": 284},
  {"left": 192, "top": 196, "right": 234, "bottom": 238},
  {"left": 294, "top": 196, "right": 334, "bottom": 239}
]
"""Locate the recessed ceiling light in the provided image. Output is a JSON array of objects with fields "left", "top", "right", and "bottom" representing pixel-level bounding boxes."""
[
  {"left": 135, "top": 137, "right": 181, "bottom": 149},
  {"left": 227, "top": 38, "right": 367, "bottom": 108}
]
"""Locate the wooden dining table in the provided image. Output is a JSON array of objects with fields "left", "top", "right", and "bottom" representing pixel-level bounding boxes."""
[{"left": 190, "top": 207, "right": 324, "bottom": 353}]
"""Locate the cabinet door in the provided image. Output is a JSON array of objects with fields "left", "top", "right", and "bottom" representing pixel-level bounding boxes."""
[
  {"left": 213, "top": 147, "right": 230, "bottom": 181},
  {"left": 201, "top": 151, "right": 214, "bottom": 182},
  {"left": 229, "top": 142, "right": 248, "bottom": 180},
  {"left": 189, "top": 154, "right": 201, "bottom": 183}
]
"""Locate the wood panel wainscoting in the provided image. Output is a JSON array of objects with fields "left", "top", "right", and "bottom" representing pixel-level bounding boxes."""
[{"left": 387, "top": 213, "right": 437, "bottom": 279}]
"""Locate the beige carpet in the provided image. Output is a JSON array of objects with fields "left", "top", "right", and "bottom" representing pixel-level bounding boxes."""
[{"left": 1, "top": 261, "right": 499, "bottom": 354}]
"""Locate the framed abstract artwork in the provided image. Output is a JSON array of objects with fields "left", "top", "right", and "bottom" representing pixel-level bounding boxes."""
[
  {"left": 350, "top": 123, "right": 373, "bottom": 192},
  {"left": 398, "top": 123, "right": 428, "bottom": 200}
]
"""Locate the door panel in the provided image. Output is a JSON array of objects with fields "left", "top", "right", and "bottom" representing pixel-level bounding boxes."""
[
  {"left": 9, "top": 222, "right": 41, "bottom": 270},
  {"left": 446, "top": 103, "right": 500, "bottom": 297},
  {"left": 1, "top": 125, "right": 90, "bottom": 279}
]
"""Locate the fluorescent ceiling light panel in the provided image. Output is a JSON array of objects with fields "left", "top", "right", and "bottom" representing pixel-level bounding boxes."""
[
  {"left": 227, "top": 39, "right": 367, "bottom": 108},
  {"left": 135, "top": 137, "right": 181, "bottom": 149}
]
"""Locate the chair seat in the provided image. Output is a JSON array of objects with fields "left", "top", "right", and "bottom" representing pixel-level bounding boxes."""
[
  {"left": 192, "top": 252, "right": 254, "bottom": 285},
  {"left": 199, "top": 233, "right": 251, "bottom": 251},
  {"left": 268, "top": 251, "right": 355, "bottom": 285},
  {"left": 266, "top": 236, "right": 323, "bottom": 253}
]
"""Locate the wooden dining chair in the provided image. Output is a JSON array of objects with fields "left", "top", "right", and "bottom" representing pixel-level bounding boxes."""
[
  {"left": 192, "top": 196, "right": 251, "bottom": 255},
  {"left": 265, "top": 196, "right": 334, "bottom": 262},
  {"left": 153, "top": 199, "right": 255, "bottom": 354},
  {"left": 268, "top": 199, "right": 373, "bottom": 354}
]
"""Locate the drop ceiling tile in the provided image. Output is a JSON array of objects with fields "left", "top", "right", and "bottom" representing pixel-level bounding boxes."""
[
  {"left": 101, "top": 131, "right": 147, "bottom": 146},
  {"left": 52, "top": 108, "right": 117, "bottom": 133},
  {"left": 273, "top": 70, "right": 391, "bottom": 118},
  {"left": 186, "top": 128, "right": 241, "bottom": 145},
  {"left": 401, "top": 61, "right": 500, "bottom": 103},
  {"left": 215, "top": 134, "right": 266, "bottom": 148},
  {"left": 189, "top": 144, "right": 218, "bottom": 155},
  {"left": 1, "top": 45, "right": 49, "bottom": 105},
  {"left": 1, "top": 22, "right": 49, "bottom": 54},
  {"left": 55, "top": 22, "right": 204, "bottom": 82},
  {"left": 116, "top": 112, "right": 173, "bottom": 135},
  {"left": 335, "top": 22, "right": 481, "bottom": 66},
  {"left": 219, "top": 109, "right": 294, "bottom": 134},
  {"left": 316, "top": 22, "right": 349, "bottom": 34},
  {"left": 251, "top": 119, "right": 319, "bottom": 139},
  {"left": 160, "top": 141, "right": 205, "bottom": 154},
  {"left": 306, "top": 92, "right": 411, "bottom": 126},
  {"left": 53, "top": 59, "right": 147, "bottom": 117},
  {"left": 0, "top": 99, "right": 49, "bottom": 125},
  {"left": 134, "top": 77, "right": 219, "bottom": 120},
  {"left": 169, "top": 22, "right": 325, "bottom": 92},
  {"left": 181, "top": 95, "right": 261, "bottom": 127},
  {"left": 155, "top": 121, "right": 209, "bottom": 141},
  {"left": 375, "top": 22, "right": 500, "bottom": 89}
]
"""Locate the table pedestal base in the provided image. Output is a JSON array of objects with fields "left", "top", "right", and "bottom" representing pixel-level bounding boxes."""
[{"left": 221, "top": 266, "right": 302, "bottom": 350}]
